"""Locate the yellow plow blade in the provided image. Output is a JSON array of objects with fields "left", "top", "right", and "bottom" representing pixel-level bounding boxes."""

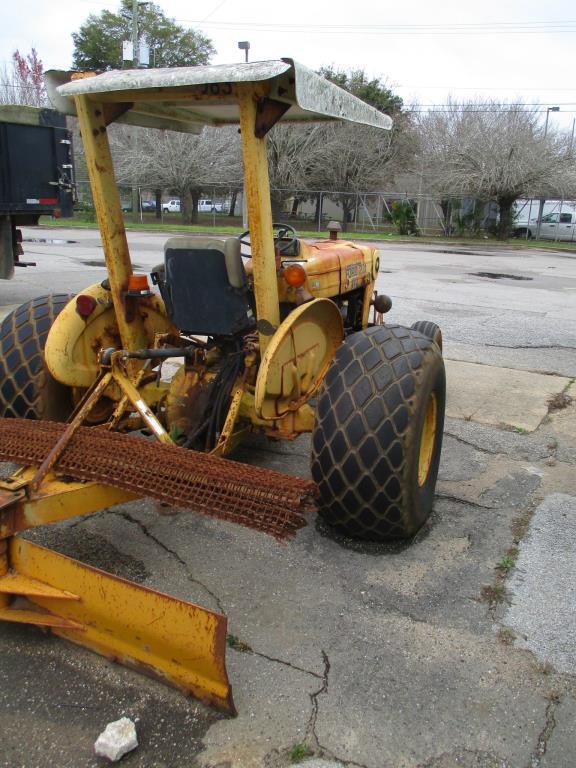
[{"left": 1, "top": 538, "right": 234, "bottom": 713}]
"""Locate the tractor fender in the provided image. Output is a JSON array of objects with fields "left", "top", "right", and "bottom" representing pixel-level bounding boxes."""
[
  {"left": 254, "top": 297, "right": 343, "bottom": 420},
  {"left": 44, "top": 283, "right": 177, "bottom": 388}
]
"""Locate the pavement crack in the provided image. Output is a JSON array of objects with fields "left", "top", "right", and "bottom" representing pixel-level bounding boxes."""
[
  {"left": 248, "top": 648, "right": 322, "bottom": 680},
  {"left": 527, "top": 699, "right": 559, "bottom": 768},
  {"left": 435, "top": 492, "right": 493, "bottom": 509},
  {"left": 486, "top": 343, "right": 576, "bottom": 352},
  {"left": 303, "top": 651, "right": 376, "bottom": 768},
  {"left": 306, "top": 650, "right": 330, "bottom": 744},
  {"left": 113, "top": 509, "right": 224, "bottom": 613},
  {"left": 444, "top": 431, "right": 501, "bottom": 455}
]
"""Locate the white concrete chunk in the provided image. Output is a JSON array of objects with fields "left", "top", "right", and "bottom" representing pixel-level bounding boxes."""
[
  {"left": 94, "top": 717, "right": 138, "bottom": 762},
  {"left": 444, "top": 359, "right": 571, "bottom": 432}
]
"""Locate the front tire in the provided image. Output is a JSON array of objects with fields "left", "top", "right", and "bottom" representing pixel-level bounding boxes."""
[
  {"left": 0, "top": 294, "right": 74, "bottom": 420},
  {"left": 311, "top": 325, "right": 445, "bottom": 540},
  {"left": 411, "top": 320, "right": 443, "bottom": 352}
]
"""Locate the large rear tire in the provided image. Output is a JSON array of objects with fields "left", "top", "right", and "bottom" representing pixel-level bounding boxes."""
[
  {"left": 0, "top": 294, "right": 74, "bottom": 420},
  {"left": 311, "top": 325, "right": 445, "bottom": 540}
]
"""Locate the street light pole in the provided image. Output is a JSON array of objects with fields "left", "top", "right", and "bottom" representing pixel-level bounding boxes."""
[
  {"left": 238, "top": 41, "right": 250, "bottom": 63},
  {"left": 544, "top": 105, "right": 560, "bottom": 138},
  {"left": 536, "top": 106, "right": 560, "bottom": 238}
]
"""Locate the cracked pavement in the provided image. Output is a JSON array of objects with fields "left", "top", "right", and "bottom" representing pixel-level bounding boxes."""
[{"left": 1, "top": 232, "right": 576, "bottom": 767}]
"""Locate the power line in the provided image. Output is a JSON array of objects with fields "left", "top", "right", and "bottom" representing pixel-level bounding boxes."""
[
  {"left": 409, "top": 108, "right": 576, "bottom": 114},
  {"left": 175, "top": 18, "right": 576, "bottom": 35},
  {"left": 411, "top": 102, "right": 576, "bottom": 107},
  {"left": 199, "top": 0, "right": 229, "bottom": 23},
  {"left": 397, "top": 85, "right": 576, "bottom": 91}
]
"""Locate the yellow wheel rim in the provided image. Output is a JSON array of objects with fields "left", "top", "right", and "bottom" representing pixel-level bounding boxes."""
[{"left": 418, "top": 392, "right": 437, "bottom": 486}]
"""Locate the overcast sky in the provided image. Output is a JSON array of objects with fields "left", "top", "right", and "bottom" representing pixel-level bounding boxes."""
[{"left": 1, "top": 0, "right": 574, "bottom": 133}]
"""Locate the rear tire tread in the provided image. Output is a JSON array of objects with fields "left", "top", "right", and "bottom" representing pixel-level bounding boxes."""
[
  {"left": 312, "top": 324, "right": 445, "bottom": 541},
  {"left": 0, "top": 294, "right": 73, "bottom": 419}
]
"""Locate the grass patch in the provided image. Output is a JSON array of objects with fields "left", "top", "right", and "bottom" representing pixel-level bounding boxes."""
[
  {"left": 497, "top": 627, "right": 516, "bottom": 645},
  {"left": 289, "top": 743, "right": 312, "bottom": 763},
  {"left": 511, "top": 507, "right": 535, "bottom": 541},
  {"left": 548, "top": 391, "right": 573, "bottom": 412},
  {"left": 38, "top": 216, "right": 576, "bottom": 250},
  {"left": 481, "top": 583, "right": 506, "bottom": 605},
  {"left": 495, "top": 546, "right": 519, "bottom": 575},
  {"left": 225, "top": 633, "right": 252, "bottom": 653}
]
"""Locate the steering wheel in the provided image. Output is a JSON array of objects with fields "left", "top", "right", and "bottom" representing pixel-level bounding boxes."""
[{"left": 238, "top": 222, "right": 298, "bottom": 255}]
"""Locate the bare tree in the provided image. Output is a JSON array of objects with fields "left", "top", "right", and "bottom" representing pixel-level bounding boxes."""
[
  {"left": 0, "top": 49, "right": 47, "bottom": 107},
  {"left": 111, "top": 126, "right": 242, "bottom": 223},
  {"left": 418, "top": 100, "right": 576, "bottom": 239},
  {"left": 266, "top": 123, "right": 324, "bottom": 218},
  {"left": 305, "top": 115, "right": 416, "bottom": 230}
]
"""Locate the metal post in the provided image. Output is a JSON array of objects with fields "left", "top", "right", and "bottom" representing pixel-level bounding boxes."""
[
  {"left": 73, "top": 95, "right": 148, "bottom": 356},
  {"left": 237, "top": 84, "right": 280, "bottom": 353},
  {"left": 0, "top": 540, "right": 8, "bottom": 610},
  {"left": 0, "top": 215, "right": 14, "bottom": 280}
]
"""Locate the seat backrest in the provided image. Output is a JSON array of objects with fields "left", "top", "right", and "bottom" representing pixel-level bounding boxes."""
[{"left": 162, "top": 236, "right": 254, "bottom": 336}]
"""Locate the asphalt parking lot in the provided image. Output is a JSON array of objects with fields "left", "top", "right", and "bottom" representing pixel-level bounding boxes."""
[{"left": 1, "top": 228, "right": 575, "bottom": 768}]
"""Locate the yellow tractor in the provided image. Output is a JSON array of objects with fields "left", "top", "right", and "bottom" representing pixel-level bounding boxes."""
[{"left": 0, "top": 59, "right": 445, "bottom": 713}]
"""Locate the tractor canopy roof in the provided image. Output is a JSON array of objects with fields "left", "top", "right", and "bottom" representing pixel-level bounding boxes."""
[{"left": 45, "top": 58, "right": 392, "bottom": 135}]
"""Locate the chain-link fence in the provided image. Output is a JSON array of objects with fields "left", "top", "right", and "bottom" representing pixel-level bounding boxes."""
[{"left": 72, "top": 181, "right": 576, "bottom": 240}]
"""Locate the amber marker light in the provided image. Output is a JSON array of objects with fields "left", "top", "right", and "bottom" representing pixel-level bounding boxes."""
[
  {"left": 283, "top": 263, "right": 307, "bottom": 287},
  {"left": 127, "top": 274, "right": 149, "bottom": 291}
]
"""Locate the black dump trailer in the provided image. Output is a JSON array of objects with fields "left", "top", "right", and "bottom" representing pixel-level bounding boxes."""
[{"left": 0, "top": 105, "right": 74, "bottom": 279}]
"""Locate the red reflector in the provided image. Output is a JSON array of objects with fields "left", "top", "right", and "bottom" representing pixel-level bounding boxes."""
[
  {"left": 76, "top": 294, "right": 97, "bottom": 318},
  {"left": 39, "top": 198, "right": 58, "bottom": 205}
]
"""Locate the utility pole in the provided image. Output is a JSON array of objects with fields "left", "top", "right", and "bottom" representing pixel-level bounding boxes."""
[
  {"left": 132, "top": 0, "right": 139, "bottom": 67},
  {"left": 130, "top": 0, "right": 140, "bottom": 223}
]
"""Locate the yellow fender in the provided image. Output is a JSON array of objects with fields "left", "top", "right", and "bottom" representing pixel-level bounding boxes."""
[
  {"left": 44, "top": 283, "right": 177, "bottom": 388},
  {"left": 255, "top": 298, "right": 344, "bottom": 420}
]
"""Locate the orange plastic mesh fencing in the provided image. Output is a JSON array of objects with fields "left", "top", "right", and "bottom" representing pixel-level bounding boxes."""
[{"left": 0, "top": 418, "right": 317, "bottom": 540}]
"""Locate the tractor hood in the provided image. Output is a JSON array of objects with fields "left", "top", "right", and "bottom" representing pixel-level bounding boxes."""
[{"left": 45, "top": 59, "right": 392, "bottom": 134}]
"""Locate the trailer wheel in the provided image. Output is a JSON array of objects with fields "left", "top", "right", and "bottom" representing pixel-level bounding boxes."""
[
  {"left": 311, "top": 325, "right": 445, "bottom": 540},
  {"left": 411, "top": 320, "right": 443, "bottom": 352},
  {"left": 0, "top": 294, "right": 74, "bottom": 420}
]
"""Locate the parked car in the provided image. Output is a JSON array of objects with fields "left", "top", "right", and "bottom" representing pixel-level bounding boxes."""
[
  {"left": 162, "top": 199, "right": 181, "bottom": 213},
  {"left": 198, "top": 199, "right": 223, "bottom": 212},
  {"left": 141, "top": 200, "right": 156, "bottom": 212}
]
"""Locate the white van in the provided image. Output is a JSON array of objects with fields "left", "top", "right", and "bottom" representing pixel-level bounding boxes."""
[
  {"left": 513, "top": 200, "right": 576, "bottom": 241},
  {"left": 198, "top": 199, "right": 223, "bottom": 212}
]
